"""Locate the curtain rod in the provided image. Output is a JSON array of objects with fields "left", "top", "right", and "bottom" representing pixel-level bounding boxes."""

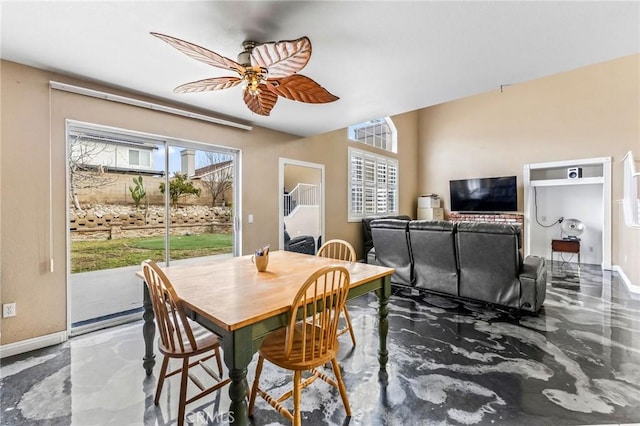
[{"left": 49, "top": 81, "right": 253, "bottom": 131}]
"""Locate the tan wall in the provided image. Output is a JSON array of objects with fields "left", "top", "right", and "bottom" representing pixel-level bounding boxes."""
[
  {"left": 417, "top": 54, "right": 640, "bottom": 277},
  {"left": 0, "top": 60, "right": 299, "bottom": 344},
  {"left": 74, "top": 173, "right": 171, "bottom": 205},
  {"left": 0, "top": 60, "right": 418, "bottom": 345},
  {"left": 74, "top": 173, "right": 225, "bottom": 206},
  {"left": 284, "top": 164, "right": 322, "bottom": 191}
]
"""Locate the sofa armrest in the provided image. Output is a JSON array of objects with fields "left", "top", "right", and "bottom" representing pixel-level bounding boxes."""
[
  {"left": 518, "top": 255, "right": 547, "bottom": 312},
  {"left": 366, "top": 247, "right": 378, "bottom": 265},
  {"left": 520, "top": 256, "right": 545, "bottom": 279},
  {"left": 362, "top": 215, "right": 411, "bottom": 258},
  {"left": 286, "top": 235, "right": 316, "bottom": 255}
]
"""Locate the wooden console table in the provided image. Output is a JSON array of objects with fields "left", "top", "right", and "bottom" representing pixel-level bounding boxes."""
[{"left": 551, "top": 239, "right": 580, "bottom": 264}]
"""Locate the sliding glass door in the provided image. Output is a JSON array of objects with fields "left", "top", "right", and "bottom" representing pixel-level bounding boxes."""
[
  {"left": 67, "top": 122, "right": 239, "bottom": 334},
  {"left": 165, "top": 143, "right": 236, "bottom": 264}
]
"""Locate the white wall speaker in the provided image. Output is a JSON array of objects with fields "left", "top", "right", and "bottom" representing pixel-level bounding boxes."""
[{"left": 567, "top": 167, "right": 583, "bottom": 179}]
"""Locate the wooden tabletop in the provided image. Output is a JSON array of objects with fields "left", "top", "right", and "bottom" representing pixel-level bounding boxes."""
[{"left": 138, "top": 250, "right": 394, "bottom": 332}]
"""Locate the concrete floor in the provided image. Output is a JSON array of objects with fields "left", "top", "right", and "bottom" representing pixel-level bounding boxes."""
[
  {"left": 69, "top": 254, "right": 234, "bottom": 335},
  {"left": 3, "top": 262, "right": 640, "bottom": 425}
]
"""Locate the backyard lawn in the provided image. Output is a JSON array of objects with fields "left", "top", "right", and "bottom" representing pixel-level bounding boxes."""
[{"left": 71, "top": 233, "right": 233, "bottom": 273}]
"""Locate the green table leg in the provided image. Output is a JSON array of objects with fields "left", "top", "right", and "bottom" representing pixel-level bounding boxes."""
[
  {"left": 375, "top": 275, "right": 391, "bottom": 370},
  {"left": 142, "top": 282, "right": 156, "bottom": 376},
  {"left": 223, "top": 327, "right": 253, "bottom": 425}
]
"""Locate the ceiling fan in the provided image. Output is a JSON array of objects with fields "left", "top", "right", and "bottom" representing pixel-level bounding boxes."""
[{"left": 151, "top": 32, "right": 339, "bottom": 116}]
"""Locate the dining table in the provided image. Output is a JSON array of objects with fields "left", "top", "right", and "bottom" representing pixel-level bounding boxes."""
[{"left": 136, "top": 250, "right": 394, "bottom": 425}]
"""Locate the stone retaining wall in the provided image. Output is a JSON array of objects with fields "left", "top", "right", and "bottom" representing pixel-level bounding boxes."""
[{"left": 70, "top": 204, "right": 232, "bottom": 241}]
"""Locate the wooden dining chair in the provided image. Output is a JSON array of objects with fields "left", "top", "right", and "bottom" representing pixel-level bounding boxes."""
[
  {"left": 248, "top": 265, "right": 352, "bottom": 426},
  {"left": 317, "top": 239, "right": 357, "bottom": 346},
  {"left": 141, "top": 260, "right": 230, "bottom": 426}
]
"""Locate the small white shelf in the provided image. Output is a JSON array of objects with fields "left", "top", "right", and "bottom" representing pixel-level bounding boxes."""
[{"left": 530, "top": 176, "right": 604, "bottom": 187}]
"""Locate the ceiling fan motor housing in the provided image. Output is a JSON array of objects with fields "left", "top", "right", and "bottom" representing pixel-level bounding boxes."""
[{"left": 237, "top": 41, "right": 259, "bottom": 66}]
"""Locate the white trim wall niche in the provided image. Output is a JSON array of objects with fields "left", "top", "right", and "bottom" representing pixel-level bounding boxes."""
[{"left": 523, "top": 157, "right": 611, "bottom": 270}]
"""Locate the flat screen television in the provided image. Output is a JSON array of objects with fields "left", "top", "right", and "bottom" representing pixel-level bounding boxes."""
[{"left": 449, "top": 176, "right": 517, "bottom": 213}]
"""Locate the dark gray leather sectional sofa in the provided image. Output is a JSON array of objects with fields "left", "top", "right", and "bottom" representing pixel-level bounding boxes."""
[{"left": 368, "top": 218, "right": 547, "bottom": 313}]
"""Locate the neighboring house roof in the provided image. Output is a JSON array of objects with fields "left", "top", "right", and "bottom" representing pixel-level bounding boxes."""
[
  {"left": 70, "top": 132, "right": 159, "bottom": 150},
  {"left": 81, "top": 164, "right": 165, "bottom": 176},
  {"left": 192, "top": 160, "right": 233, "bottom": 179},
  {"left": 69, "top": 131, "right": 158, "bottom": 150}
]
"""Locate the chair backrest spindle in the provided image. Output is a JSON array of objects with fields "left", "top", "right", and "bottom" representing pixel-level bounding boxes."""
[
  {"left": 285, "top": 266, "right": 350, "bottom": 362},
  {"left": 317, "top": 239, "right": 356, "bottom": 263},
  {"left": 142, "top": 260, "right": 198, "bottom": 354}
]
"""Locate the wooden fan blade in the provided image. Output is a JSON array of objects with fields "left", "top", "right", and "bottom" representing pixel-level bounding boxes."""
[
  {"left": 243, "top": 87, "right": 278, "bottom": 116},
  {"left": 267, "top": 74, "right": 339, "bottom": 104},
  {"left": 151, "top": 32, "right": 245, "bottom": 74},
  {"left": 174, "top": 77, "right": 242, "bottom": 93},
  {"left": 251, "top": 36, "right": 311, "bottom": 79}
]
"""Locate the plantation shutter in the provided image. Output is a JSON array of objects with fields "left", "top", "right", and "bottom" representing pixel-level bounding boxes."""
[{"left": 348, "top": 147, "right": 399, "bottom": 221}]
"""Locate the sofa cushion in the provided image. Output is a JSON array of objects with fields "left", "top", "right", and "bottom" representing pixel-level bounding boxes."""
[
  {"left": 456, "top": 222, "right": 522, "bottom": 308},
  {"left": 362, "top": 215, "right": 411, "bottom": 261},
  {"left": 409, "top": 220, "right": 455, "bottom": 232},
  {"left": 408, "top": 220, "right": 458, "bottom": 295},
  {"left": 371, "top": 219, "right": 412, "bottom": 286}
]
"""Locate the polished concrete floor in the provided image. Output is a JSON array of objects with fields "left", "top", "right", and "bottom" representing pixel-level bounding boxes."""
[{"left": 2, "top": 262, "right": 640, "bottom": 425}]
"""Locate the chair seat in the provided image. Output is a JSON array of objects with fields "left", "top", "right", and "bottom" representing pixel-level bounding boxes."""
[
  {"left": 259, "top": 322, "right": 338, "bottom": 370},
  {"left": 157, "top": 329, "right": 220, "bottom": 358},
  {"left": 249, "top": 265, "right": 351, "bottom": 425}
]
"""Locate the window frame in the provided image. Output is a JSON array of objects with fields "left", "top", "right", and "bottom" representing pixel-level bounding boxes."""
[
  {"left": 348, "top": 146, "right": 399, "bottom": 222},
  {"left": 128, "top": 148, "right": 151, "bottom": 167},
  {"left": 347, "top": 117, "right": 397, "bottom": 153}
]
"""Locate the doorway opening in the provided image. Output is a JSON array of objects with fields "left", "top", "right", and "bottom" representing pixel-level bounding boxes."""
[{"left": 279, "top": 158, "right": 324, "bottom": 253}]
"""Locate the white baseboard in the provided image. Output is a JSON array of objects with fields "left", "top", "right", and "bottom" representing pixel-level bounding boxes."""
[
  {"left": 613, "top": 265, "right": 640, "bottom": 295},
  {"left": 0, "top": 331, "right": 68, "bottom": 359}
]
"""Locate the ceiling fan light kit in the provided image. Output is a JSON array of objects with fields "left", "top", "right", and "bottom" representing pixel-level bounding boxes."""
[{"left": 151, "top": 32, "right": 338, "bottom": 116}]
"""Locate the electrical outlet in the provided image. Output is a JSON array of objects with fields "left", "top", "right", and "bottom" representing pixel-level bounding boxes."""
[{"left": 3, "top": 303, "right": 16, "bottom": 318}]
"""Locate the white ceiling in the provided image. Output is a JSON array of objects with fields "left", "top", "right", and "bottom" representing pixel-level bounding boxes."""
[{"left": 1, "top": 1, "right": 638, "bottom": 137}]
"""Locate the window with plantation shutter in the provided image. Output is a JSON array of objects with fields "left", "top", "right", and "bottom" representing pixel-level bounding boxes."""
[
  {"left": 388, "top": 162, "right": 398, "bottom": 212},
  {"left": 348, "top": 147, "right": 398, "bottom": 221}
]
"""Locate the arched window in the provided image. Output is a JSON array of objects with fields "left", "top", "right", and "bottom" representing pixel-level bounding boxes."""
[{"left": 348, "top": 117, "right": 397, "bottom": 153}]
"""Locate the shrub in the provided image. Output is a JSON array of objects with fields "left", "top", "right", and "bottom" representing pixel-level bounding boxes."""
[
  {"left": 159, "top": 172, "right": 201, "bottom": 206},
  {"left": 129, "top": 176, "right": 146, "bottom": 207}
]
